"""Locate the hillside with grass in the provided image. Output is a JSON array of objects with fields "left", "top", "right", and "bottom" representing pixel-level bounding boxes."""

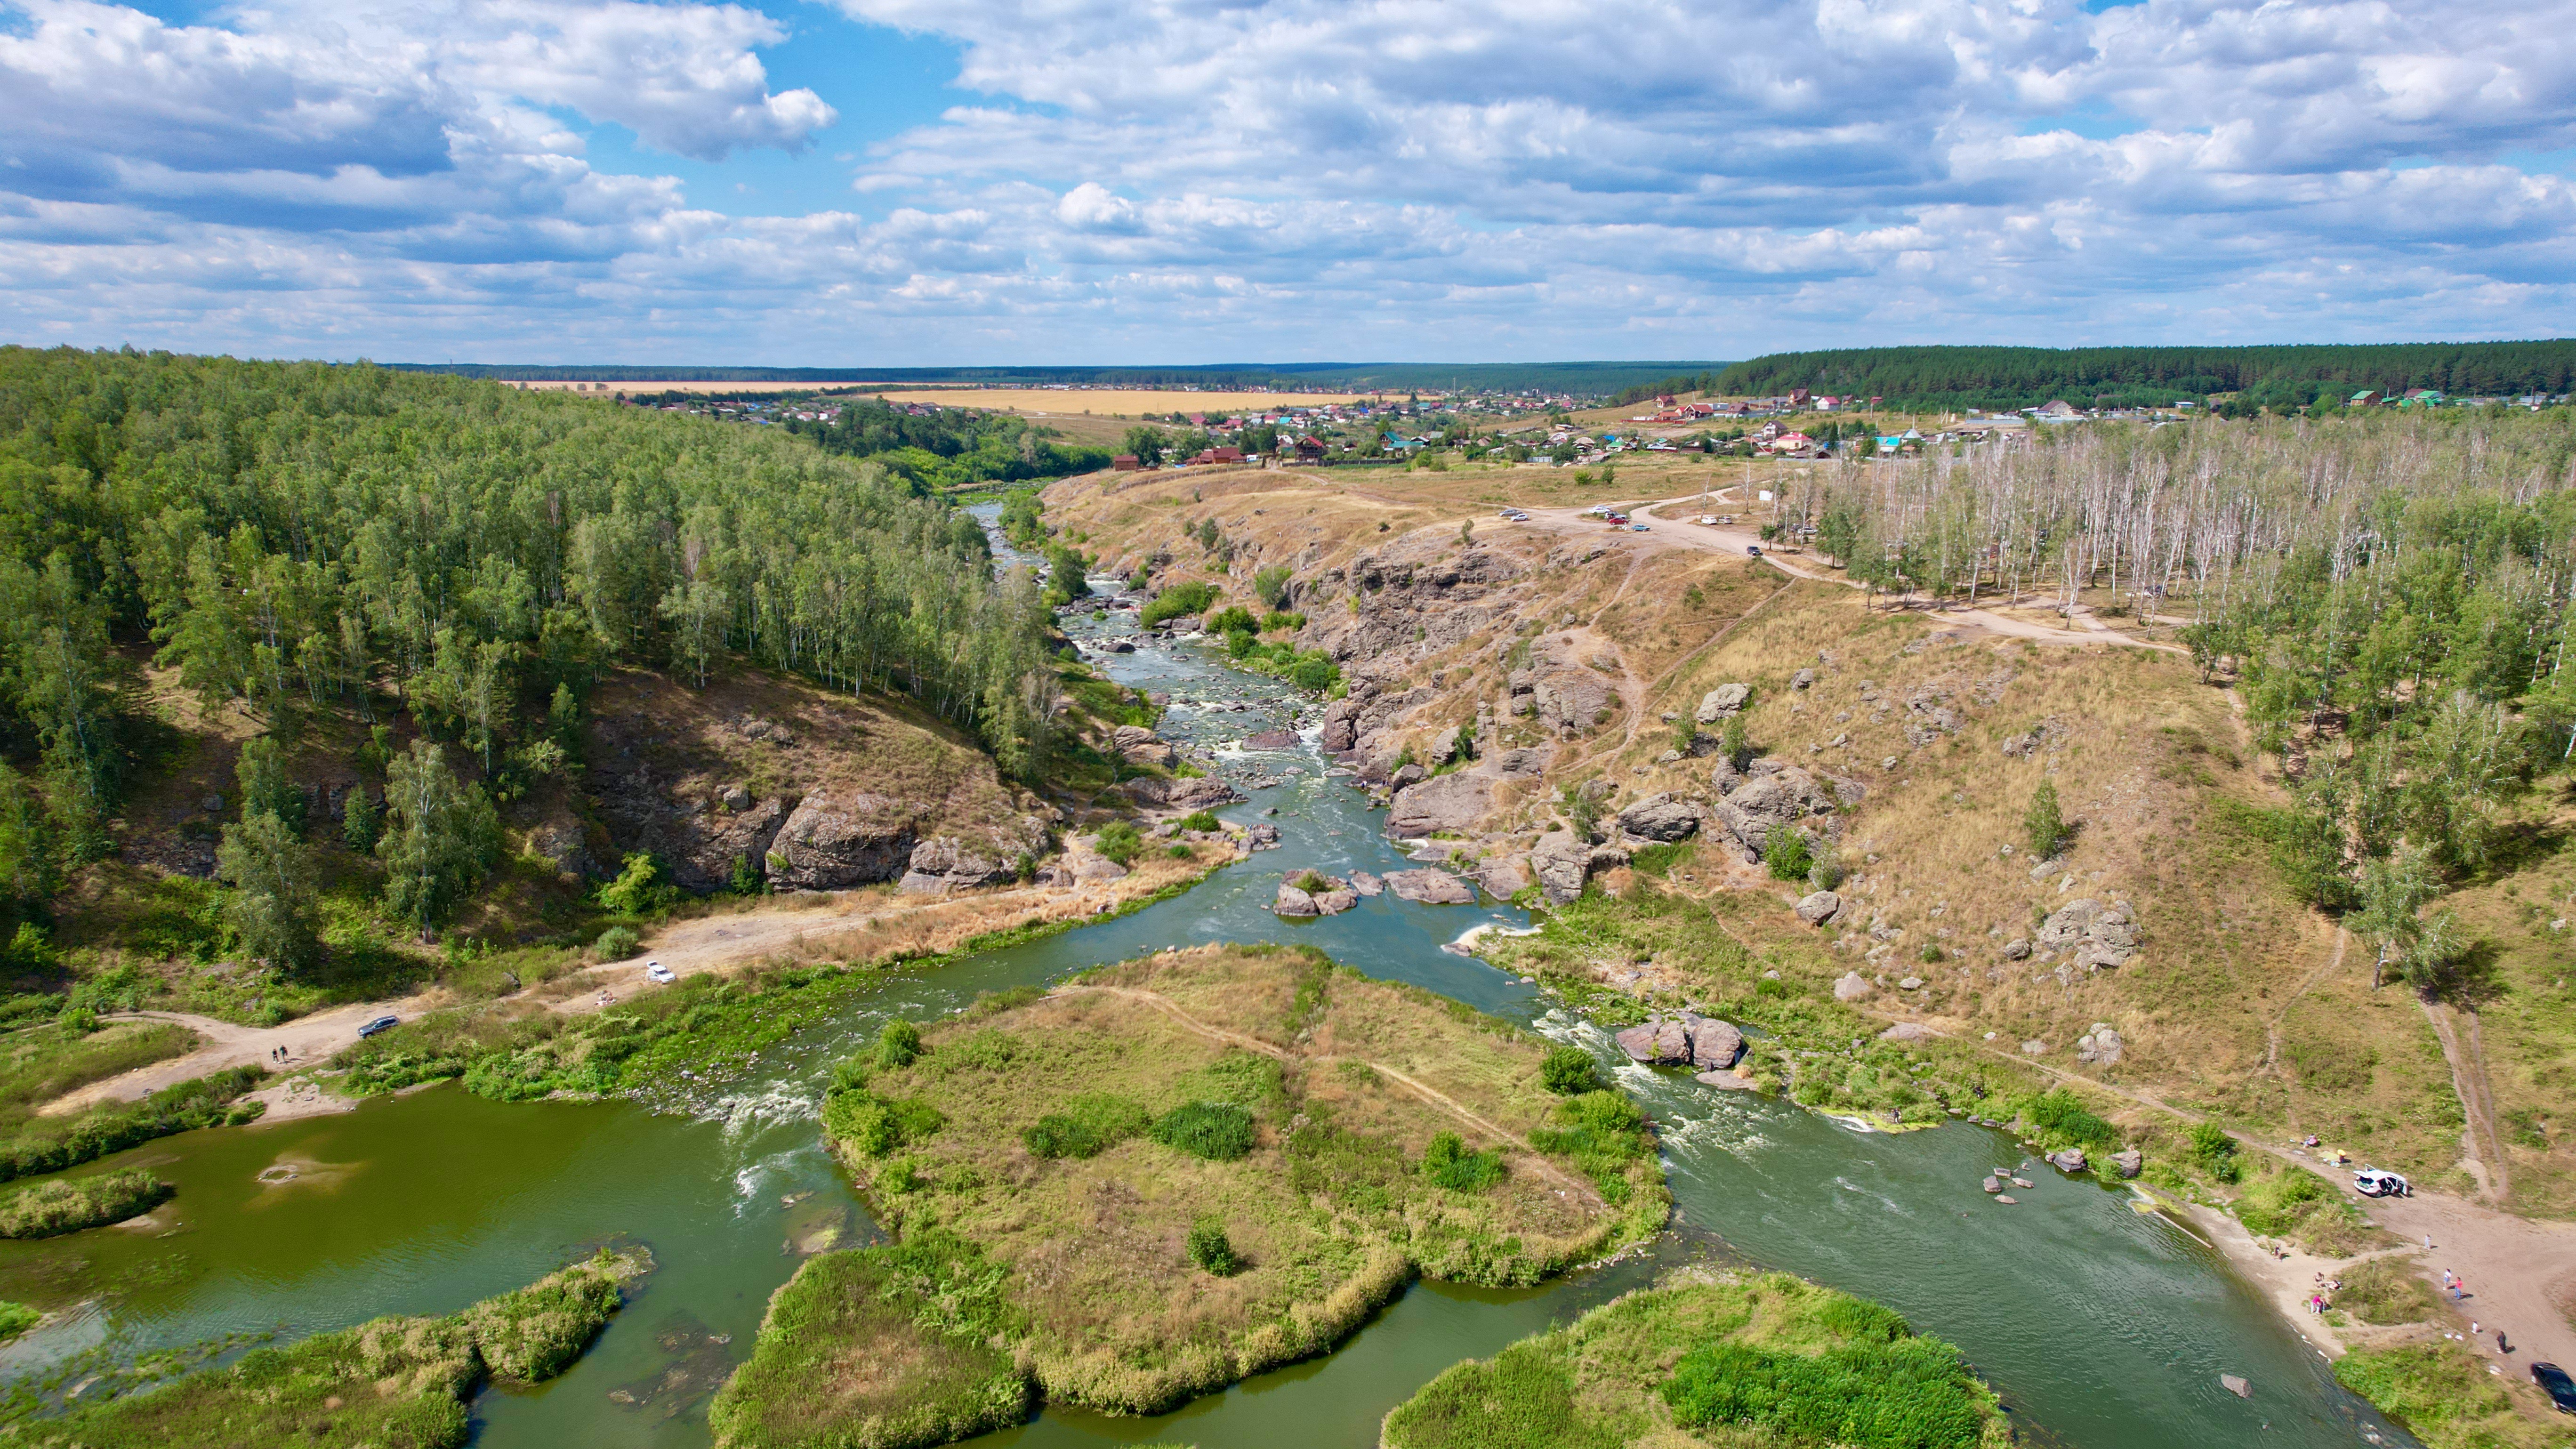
[{"left": 708, "top": 944, "right": 1667, "bottom": 1448}]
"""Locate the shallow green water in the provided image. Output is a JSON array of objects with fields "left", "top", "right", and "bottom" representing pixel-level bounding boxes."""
[{"left": 0, "top": 535, "right": 2414, "bottom": 1448}]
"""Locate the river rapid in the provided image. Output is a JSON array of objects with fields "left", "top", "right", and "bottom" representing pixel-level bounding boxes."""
[{"left": 0, "top": 509, "right": 2412, "bottom": 1449}]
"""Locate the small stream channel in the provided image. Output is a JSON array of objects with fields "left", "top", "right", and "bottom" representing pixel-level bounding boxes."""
[{"left": 0, "top": 507, "right": 2412, "bottom": 1449}]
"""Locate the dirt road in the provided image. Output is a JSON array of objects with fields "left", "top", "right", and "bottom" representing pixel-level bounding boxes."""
[
  {"left": 51, "top": 851, "right": 1225, "bottom": 1117},
  {"left": 1492, "top": 492, "right": 2183, "bottom": 653}
]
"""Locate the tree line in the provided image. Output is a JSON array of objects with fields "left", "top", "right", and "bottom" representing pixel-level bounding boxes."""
[
  {"left": 781, "top": 397, "right": 1111, "bottom": 491},
  {"left": 1795, "top": 408, "right": 2576, "bottom": 996},
  {"left": 1717, "top": 343, "right": 2576, "bottom": 411},
  {"left": 0, "top": 347, "right": 1059, "bottom": 936}
]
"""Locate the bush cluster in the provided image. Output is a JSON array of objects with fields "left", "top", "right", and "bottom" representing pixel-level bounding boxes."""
[
  {"left": 1151, "top": 1101, "right": 1257, "bottom": 1161},
  {"left": 1421, "top": 1131, "right": 1505, "bottom": 1192},
  {"left": 0, "top": 1168, "right": 173, "bottom": 1238}
]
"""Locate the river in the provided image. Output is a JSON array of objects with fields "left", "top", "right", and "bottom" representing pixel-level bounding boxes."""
[{"left": 0, "top": 508, "right": 2410, "bottom": 1449}]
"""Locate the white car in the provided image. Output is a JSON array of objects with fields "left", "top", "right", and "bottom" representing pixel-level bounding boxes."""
[
  {"left": 645, "top": 961, "right": 676, "bottom": 984},
  {"left": 2352, "top": 1167, "right": 2410, "bottom": 1197}
]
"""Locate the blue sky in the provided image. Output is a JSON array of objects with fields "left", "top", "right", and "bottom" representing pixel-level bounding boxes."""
[{"left": 3, "top": 0, "right": 2574, "bottom": 364}]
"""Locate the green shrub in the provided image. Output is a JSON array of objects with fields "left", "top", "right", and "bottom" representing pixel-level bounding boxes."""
[
  {"left": 1527, "top": 1090, "right": 1651, "bottom": 1201},
  {"left": 596, "top": 852, "right": 678, "bottom": 915},
  {"left": 1152, "top": 1101, "right": 1257, "bottom": 1161},
  {"left": 0, "top": 1168, "right": 173, "bottom": 1238},
  {"left": 1261, "top": 611, "right": 1307, "bottom": 632},
  {"left": 1177, "top": 810, "right": 1221, "bottom": 832},
  {"left": 1763, "top": 826, "right": 1812, "bottom": 881},
  {"left": 1422, "top": 1131, "right": 1505, "bottom": 1192},
  {"left": 1661, "top": 1336, "right": 1993, "bottom": 1448},
  {"left": 875, "top": 1020, "right": 923, "bottom": 1069},
  {"left": 1540, "top": 1046, "right": 1601, "bottom": 1095},
  {"left": 1186, "top": 1217, "right": 1241, "bottom": 1276},
  {"left": 1094, "top": 821, "right": 1144, "bottom": 866},
  {"left": 2187, "top": 1121, "right": 2242, "bottom": 1181},
  {"left": 1139, "top": 580, "right": 1220, "bottom": 627},
  {"left": 593, "top": 925, "right": 639, "bottom": 961},
  {"left": 2015, "top": 1088, "right": 2119, "bottom": 1149},
  {"left": 826, "top": 1091, "right": 947, "bottom": 1159},
  {"left": 0, "top": 1301, "right": 38, "bottom": 1342},
  {"left": 2025, "top": 780, "right": 2068, "bottom": 859},
  {"left": 1020, "top": 1093, "right": 1153, "bottom": 1159},
  {"left": 1166, "top": 843, "right": 1194, "bottom": 859},
  {"left": 1253, "top": 564, "right": 1295, "bottom": 610},
  {"left": 1206, "top": 605, "right": 1258, "bottom": 635}
]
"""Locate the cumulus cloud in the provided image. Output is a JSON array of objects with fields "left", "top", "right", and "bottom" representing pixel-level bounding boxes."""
[{"left": 1, "top": 0, "right": 2572, "bottom": 358}]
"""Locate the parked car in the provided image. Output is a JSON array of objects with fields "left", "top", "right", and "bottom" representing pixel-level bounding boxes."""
[
  {"left": 2533, "top": 1362, "right": 2576, "bottom": 1414},
  {"left": 646, "top": 961, "right": 676, "bottom": 984},
  {"left": 2352, "top": 1167, "right": 2411, "bottom": 1197},
  {"left": 1696, "top": 514, "right": 1719, "bottom": 525},
  {"left": 357, "top": 1015, "right": 400, "bottom": 1039},
  {"left": 1630, "top": 523, "right": 1650, "bottom": 532},
  {"left": 1746, "top": 545, "right": 1763, "bottom": 557}
]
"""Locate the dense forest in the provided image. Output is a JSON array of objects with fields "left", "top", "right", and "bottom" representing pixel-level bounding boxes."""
[
  {"left": 1715, "top": 342, "right": 2576, "bottom": 411},
  {"left": 777, "top": 397, "right": 1110, "bottom": 491},
  {"left": 1795, "top": 408, "right": 2576, "bottom": 990},
  {"left": 0, "top": 347, "right": 1056, "bottom": 934}
]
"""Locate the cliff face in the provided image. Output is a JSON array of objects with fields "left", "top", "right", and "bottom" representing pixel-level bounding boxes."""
[
  {"left": 1040, "top": 465, "right": 1782, "bottom": 884},
  {"left": 579, "top": 667, "right": 1055, "bottom": 894}
]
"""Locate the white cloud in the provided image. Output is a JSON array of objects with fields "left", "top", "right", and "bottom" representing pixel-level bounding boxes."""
[{"left": 1, "top": 0, "right": 2573, "bottom": 359}]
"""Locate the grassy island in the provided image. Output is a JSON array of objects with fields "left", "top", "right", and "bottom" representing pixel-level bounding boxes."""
[
  {"left": 1381, "top": 1269, "right": 2011, "bottom": 1449},
  {"left": 709, "top": 943, "right": 1668, "bottom": 1449},
  {"left": 15, "top": 1248, "right": 646, "bottom": 1448}
]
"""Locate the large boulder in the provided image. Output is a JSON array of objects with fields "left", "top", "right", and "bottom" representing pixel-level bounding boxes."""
[
  {"left": 1476, "top": 856, "right": 1531, "bottom": 901},
  {"left": 2037, "top": 899, "right": 2140, "bottom": 968},
  {"left": 1387, "top": 772, "right": 1495, "bottom": 837},
  {"left": 1833, "top": 972, "right": 1872, "bottom": 1001},
  {"left": 1273, "top": 883, "right": 1320, "bottom": 916},
  {"left": 2111, "top": 1149, "right": 2143, "bottom": 1179},
  {"left": 1696, "top": 683, "right": 1751, "bottom": 724},
  {"left": 1795, "top": 890, "right": 1843, "bottom": 925},
  {"left": 1529, "top": 829, "right": 1590, "bottom": 905},
  {"left": 1617, "top": 793, "right": 1701, "bottom": 843},
  {"left": 1243, "top": 728, "right": 1300, "bottom": 750},
  {"left": 1124, "top": 775, "right": 1248, "bottom": 810},
  {"left": 1348, "top": 870, "right": 1385, "bottom": 896},
  {"left": 1384, "top": 869, "right": 1476, "bottom": 905},
  {"left": 1614, "top": 1013, "right": 1743, "bottom": 1070},
  {"left": 2046, "top": 1148, "right": 2090, "bottom": 1174},
  {"left": 767, "top": 791, "right": 922, "bottom": 890},
  {"left": 897, "top": 837, "right": 1019, "bottom": 894},
  {"left": 1711, "top": 764, "right": 1839, "bottom": 861},
  {"left": 1313, "top": 886, "right": 1359, "bottom": 915}
]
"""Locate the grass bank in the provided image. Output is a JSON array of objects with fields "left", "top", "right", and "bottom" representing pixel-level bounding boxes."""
[
  {"left": 713, "top": 943, "right": 1667, "bottom": 1447},
  {"left": 12, "top": 1246, "right": 646, "bottom": 1447},
  {"left": 2334, "top": 1339, "right": 2560, "bottom": 1449},
  {"left": 1380, "top": 1267, "right": 2011, "bottom": 1449},
  {"left": 0, "top": 1168, "right": 171, "bottom": 1238},
  {"left": 0, "top": 1066, "right": 265, "bottom": 1185}
]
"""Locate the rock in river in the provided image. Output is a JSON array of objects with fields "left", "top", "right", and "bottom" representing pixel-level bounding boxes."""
[
  {"left": 1243, "top": 728, "right": 1300, "bottom": 750},
  {"left": 1348, "top": 870, "right": 1385, "bottom": 897},
  {"left": 1273, "top": 883, "right": 1320, "bottom": 917},
  {"left": 2045, "top": 1148, "right": 2089, "bottom": 1174},
  {"left": 1384, "top": 869, "right": 1476, "bottom": 905},
  {"left": 1613, "top": 1013, "right": 1744, "bottom": 1071}
]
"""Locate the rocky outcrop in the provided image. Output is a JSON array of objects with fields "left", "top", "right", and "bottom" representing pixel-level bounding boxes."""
[
  {"left": 1528, "top": 830, "right": 1591, "bottom": 905},
  {"left": 2111, "top": 1149, "right": 2142, "bottom": 1179},
  {"left": 1833, "top": 972, "right": 1872, "bottom": 1001},
  {"left": 1475, "top": 856, "right": 1531, "bottom": 901},
  {"left": 1113, "top": 724, "right": 1179, "bottom": 769},
  {"left": 1242, "top": 728, "right": 1300, "bottom": 750},
  {"left": 1273, "top": 882, "right": 1320, "bottom": 916},
  {"left": 1313, "top": 885, "right": 1359, "bottom": 915},
  {"left": 1348, "top": 870, "right": 1385, "bottom": 896},
  {"left": 1384, "top": 869, "right": 1476, "bottom": 904},
  {"left": 2045, "top": 1147, "right": 2090, "bottom": 1174},
  {"left": 761, "top": 792, "right": 909, "bottom": 891},
  {"left": 1613, "top": 1012, "right": 1744, "bottom": 1071},
  {"left": 1696, "top": 683, "right": 1751, "bottom": 724},
  {"left": 897, "top": 836, "right": 1022, "bottom": 894},
  {"left": 1121, "top": 775, "right": 1248, "bottom": 811},
  {"left": 2036, "top": 899, "right": 2141, "bottom": 969},
  {"left": 1387, "top": 772, "right": 1495, "bottom": 838},
  {"left": 1878, "top": 1021, "right": 1932, "bottom": 1042},
  {"left": 1616, "top": 793, "right": 1700, "bottom": 843},
  {"left": 1710, "top": 761, "right": 1844, "bottom": 862},
  {"left": 2075, "top": 1023, "right": 2125, "bottom": 1065},
  {"left": 1795, "top": 890, "right": 1843, "bottom": 925}
]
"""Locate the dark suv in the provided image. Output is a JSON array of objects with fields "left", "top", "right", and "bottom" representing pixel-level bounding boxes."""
[
  {"left": 356, "top": 1015, "right": 400, "bottom": 1039},
  {"left": 2535, "top": 1362, "right": 2576, "bottom": 1415}
]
